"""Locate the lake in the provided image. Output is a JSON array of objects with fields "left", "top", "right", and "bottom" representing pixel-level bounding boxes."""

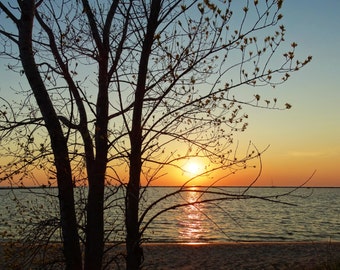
[{"left": 1, "top": 187, "right": 339, "bottom": 243}]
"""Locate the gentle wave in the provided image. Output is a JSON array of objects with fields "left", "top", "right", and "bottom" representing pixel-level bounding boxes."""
[{"left": 1, "top": 187, "right": 339, "bottom": 243}]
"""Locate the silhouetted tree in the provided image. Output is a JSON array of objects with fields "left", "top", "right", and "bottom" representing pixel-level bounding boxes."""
[{"left": 0, "top": 0, "right": 311, "bottom": 269}]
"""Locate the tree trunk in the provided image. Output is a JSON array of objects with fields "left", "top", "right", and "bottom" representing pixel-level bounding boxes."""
[
  {"left": 84, "top": 44, "right": 109, "bottom": 268},
  {"left": 84, "top": 174, "right": 105, "bottom": 270},
  {"left": 125, "top": 1, "right": 161, "bottom": 269},
  {"left": 17, "top": 1, "right": 82, "bottom": 269},
  {"left": 126, "top": 152, "right": 143, "bottom": 269}
]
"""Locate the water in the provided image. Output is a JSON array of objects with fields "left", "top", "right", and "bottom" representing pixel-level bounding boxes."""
[{"left": 1, "top": 187, "right": 339, "bottom": 243}]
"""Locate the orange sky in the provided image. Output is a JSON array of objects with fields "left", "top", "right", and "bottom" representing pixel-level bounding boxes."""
[{"left": 1, "top": 1, "right": 339, "bottom": 188}]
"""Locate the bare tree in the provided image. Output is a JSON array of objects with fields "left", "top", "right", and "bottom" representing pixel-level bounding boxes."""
[{"left": 0, "top": 0, "right": 311, "bottom": 269}]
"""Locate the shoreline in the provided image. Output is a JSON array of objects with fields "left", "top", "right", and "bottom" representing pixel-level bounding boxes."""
[{"left": 2, "top": 241, "right": 340, "bottom": 269}]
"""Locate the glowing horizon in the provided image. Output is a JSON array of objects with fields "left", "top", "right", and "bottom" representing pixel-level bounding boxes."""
[{"left": 1, "top": 1, "right": 339, "bottom": 188}]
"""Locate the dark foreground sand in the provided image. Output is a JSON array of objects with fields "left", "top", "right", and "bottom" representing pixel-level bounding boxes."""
[
  {"left": 141, "top": 242, "right": 340, "bottom": 270},
  {"left": 1, "top": 241, "right": 340, "bottom": 269}
]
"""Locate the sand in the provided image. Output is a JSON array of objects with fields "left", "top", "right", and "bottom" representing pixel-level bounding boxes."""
[
  {"left": 140, "top": 242, "right": 340, "bottom": 269},
  {"left": 1, "top": 241, "right": 340, "bottom": 269}
]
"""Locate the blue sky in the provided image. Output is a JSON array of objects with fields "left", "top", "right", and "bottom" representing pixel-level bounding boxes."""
[{"left": 240, "top": 0, "right": 340, "bottom": 186}]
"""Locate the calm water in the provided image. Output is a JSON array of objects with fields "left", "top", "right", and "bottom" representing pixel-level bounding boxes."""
[{"left": 1, "top": 187, "right": 339, "bottom": 243}]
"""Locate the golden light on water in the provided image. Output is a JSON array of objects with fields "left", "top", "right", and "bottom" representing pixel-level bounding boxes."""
[{"left": 177, "top": 189, "right": 210, "bottom": 243}]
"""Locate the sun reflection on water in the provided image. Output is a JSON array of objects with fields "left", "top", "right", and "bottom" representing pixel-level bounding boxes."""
[{"left": 177, "top": 188, "right": 211, "bottom": 243}]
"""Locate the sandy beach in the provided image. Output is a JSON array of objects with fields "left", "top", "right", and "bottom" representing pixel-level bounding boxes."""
[
  {"left": 141, "top": 242, "right": 340, "bottom": 269},
  {"left": 1, "top": 241, "right": 340, "bottom": 269}
]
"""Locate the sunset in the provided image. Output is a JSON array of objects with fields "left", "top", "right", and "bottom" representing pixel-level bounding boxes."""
[
  {"left": 0, "top": 1, "right": 339, "bottom": 188},
  {"left": 0, "top": 0, "right": 339, "bottom": 269}
]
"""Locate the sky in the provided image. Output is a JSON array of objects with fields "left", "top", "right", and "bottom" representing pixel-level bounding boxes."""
[
  {"left": 160, "top": 0, "right": 340, "bottom": 187},
  {"left": 234, "top": 0, "right": 340, "bottom": 187},
  {"left": 0, "top": 1, "right": 339, "bottom": 187}
]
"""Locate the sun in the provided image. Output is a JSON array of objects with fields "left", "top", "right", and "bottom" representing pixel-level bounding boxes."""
[
  {"left": 186, "top": 162, "right": 200, "bottom": 175},
  {"left": 184, "top": 159, "right": 204, "bottom": 177}
]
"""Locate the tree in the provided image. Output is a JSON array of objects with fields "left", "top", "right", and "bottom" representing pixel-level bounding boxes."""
[{"left": 0, "top": 0, "right": 311, "bottom": 269}]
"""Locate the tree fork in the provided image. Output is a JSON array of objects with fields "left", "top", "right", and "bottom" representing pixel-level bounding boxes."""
[
  {"left": 126, "top": 0, "right": 161, "bottom": 268},
  {"left": 17, "top": 1, "right": 82, "bottom": 269}
]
